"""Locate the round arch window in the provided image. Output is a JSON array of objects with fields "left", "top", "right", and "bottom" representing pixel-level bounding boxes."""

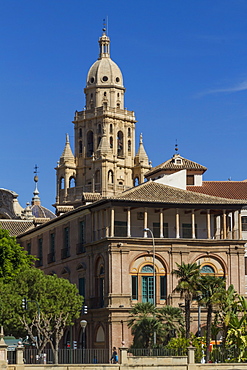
[
  {"left": 90, "top": 77, "right": 95, "bottom": 83},
  {"left": 116, "top": 77, "right": 120, "bottom": 83},
  {"left": 102, "top": 76, "right": 108, "bottom": 82}
]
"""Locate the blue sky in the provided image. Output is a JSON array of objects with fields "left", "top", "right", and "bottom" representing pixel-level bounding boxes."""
[{"left": 0, "top": 0, "right": 247, "bottom": 211}]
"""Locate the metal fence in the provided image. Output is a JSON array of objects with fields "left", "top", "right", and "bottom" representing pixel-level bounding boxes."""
[
  {"left": 23, "top": 348, "right": 111, "bottom": 364},
  {"left": 7, "top": 350, "right": 16, "bottom": 365},
  {"left": 209, "top": 347, "right": 244, "bottom": 363},
  {"left": 128, "top": 348, "right": 187, "bottom": 357}
]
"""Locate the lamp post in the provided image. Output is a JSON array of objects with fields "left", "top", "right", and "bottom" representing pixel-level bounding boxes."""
[
  {"left": 143, "top": 227, "right": 156, "bottom": 346},
  {"left": 80, "top": 320, "right": 87, "bottom": 363}
]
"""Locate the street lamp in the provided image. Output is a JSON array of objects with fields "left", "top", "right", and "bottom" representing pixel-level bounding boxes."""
[
  {"left": 80, "top": 320, "right": 87, "bottom": 348},
  {"left": 143, "top": 227, "right": 156, "bottom": 346}
]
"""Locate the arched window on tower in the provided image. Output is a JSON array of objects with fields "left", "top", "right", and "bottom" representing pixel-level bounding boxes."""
[
  {"left": 79, "top": 128, "right": 82, "bottom": 138},
  {"left": 128, "top": 140, "right": 131, "bottom": 154},
  {"left": 134, "top": 177, "right": 139, "bottom": 187},
  {"left": 108, "top": 170, "right": 114, "bottom": 184},
  {"left": 79, "top": 140, "right": 82, "bottom": 154},
  {"left": 69, "top": 177, "right": 76, "bottom": 188},
  {"left": 110, "top": 124, "right": 113, "bottom": 134},
  {"left": 117, "top": 131, "right": 124, "bottom": 157},
  {"left": 95, "top": 170, "right": 100, "bottom": 184},
  {"left": 60, "top": 177, "right": 65, "bottom": 190},
  {"left": 87, "top": 131, "right": 94, "bottom": 157},
  {"left": 128, "top": 128, "right": 131, "bottom": 138},
  {"left": 110, "top": 136, "right": 113, "bottom": 149}
]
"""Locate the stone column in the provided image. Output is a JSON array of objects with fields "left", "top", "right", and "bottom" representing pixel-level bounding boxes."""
[
  {"left": 127, "top": 208, "right": 131, "bottom": 237},
  {"left": 191, "top": 209, "right": 196, "bottom": 239},
  {"left": 159, "top": 210, "right": 164, "bottom": 238},
  {"left": 232, "top": 211, "right": 235, "bottom": 239},
  {"left": 105, "top": 208, "right": 110, "bottom": 237},
  {"left": 110, "top": 207, "right": 115, "bottom": 237},
  {"left": 144, "top": 208, "right": 148, "bottom": 237},
  {"left": 16, "top": 344, "right": 24, "bottom": 365},
  {"left": 207, "top": 210, "right": 211, "bottom": 239},
  {"left": 187, "top": 346, "right": 195, "bottom": 364},
  {"left": 238, "top": 210, "right": 242, "bottom": 239},
  {"left": 0, "top": 326, "right": 7, "bottom": 369},
  {"left": 119, "top": 347, "right": 128, "bottom": 365},
  {"left": 223, "top": 210, "right": 227, "bottom": 239},
  {"left": 176, "top": 209, "right": 180, "bottom": 238}
]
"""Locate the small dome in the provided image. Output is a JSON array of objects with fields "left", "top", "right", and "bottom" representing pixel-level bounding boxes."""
[
  {"left": 86, "top": 58, "right": 123, "bottom": 88},
  {"left": 31, "top": 204, "right": 56, "bottom": 219}
]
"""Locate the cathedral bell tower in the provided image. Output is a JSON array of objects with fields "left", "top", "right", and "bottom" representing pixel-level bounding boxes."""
[
  {"left": 55, "top": 29, "right": 150, "bottom": 210},
  {"left": 73, "top": 28, "right": 137, "bottom": 199}
]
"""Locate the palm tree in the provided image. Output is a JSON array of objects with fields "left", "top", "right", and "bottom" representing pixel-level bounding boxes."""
[
  {"left": 128, "top": 302, "right": 164, "bottom": 348},
  {"left": 198, "top": 275, "right": 225, "bottom": 362},
  {"left": 214, "top": 284, "right": 238, "bottom": 348},
  {"left": 157, "top": 305, "right": 184, "bottom": 344},
  {"left": 172, "top": 262, "right": 200, "bottom": 339}
]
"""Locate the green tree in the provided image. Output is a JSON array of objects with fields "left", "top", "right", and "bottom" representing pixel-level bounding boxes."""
[
  {"left": 214, "top": 284, "right": 239, "bottom": 348},
  {"left": 128, "top": 302, "right": 164, "bottom": 349},
  {"left": 225, "top": 295, "right": 247, "bottom": 362},
  {"left": 157, "top": 305, "right": 184, "bottom": 344},
  {"left": 0, "top": 268, "right": 83, "bottom": 363},
  {"left": 0, "top": 229, "right": 34, "bottom": 281},
  {"left": 172, "top": 262, "right": 200, "bottom": 339},
  {"left": 198, "top": 275, "right": 225, "bottom": 363}
]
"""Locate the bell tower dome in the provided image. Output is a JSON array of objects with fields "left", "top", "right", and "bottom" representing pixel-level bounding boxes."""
[{"left": 84, "top": 29, "right": 125, "bottom": 110}]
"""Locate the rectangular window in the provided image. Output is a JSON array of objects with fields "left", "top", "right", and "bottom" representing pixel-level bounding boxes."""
[
  {"left": 37, "top": 238, "right": 43, "bottom": 266},
  {"left": 61, "top": 227, "right": 70, "bottom": 259},
  {"left": 182, "top": 223, "right": 197, "bottom": 238},
  {"left": 142, "top": 276, "right": 154, "bottom": 304},
  {"left": 48, "top": 233, "right": 55, "bottom": 263},
  {"left": 27, "top": 242, "right": 31, "bottom": 255},
  {"left": 79, "top": 277, "right": 85, "bottom": 297},
  {"left": 153, "top": 222, "right": 169, "bottom": 238},
  {"left": 160, "top": 276, "right": 167, "bottom": 300},
  {"left": 186, "top": 175, "right": 194, "bottom": 185},
  {"left": 77, "top": 221, "right": 86, "bottom": 254},
  {"left": 242, "top": 217, "right": 247, "bottom": 231},
  {"left": 114, "top": 221, "right": 127, "bottom": 237},
  {"left": 132, "top": 276, "right": 138, "bottom": 300}
]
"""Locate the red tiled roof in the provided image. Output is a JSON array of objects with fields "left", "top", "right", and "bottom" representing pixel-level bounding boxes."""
[{"left": 187, "top": 181, "right": 247, "bottom": 200}]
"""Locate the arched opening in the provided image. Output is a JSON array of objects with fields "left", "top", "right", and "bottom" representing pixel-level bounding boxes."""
[
  {"left": 79, "top": 140, "right": 82, "bottom": 154},
  {"left": 108, "top": 170, "right": 114, "bottom": 184},
  {"left": 128, "top": 127, "right": 131, "bottom": 138},
  {"left": 87, "top": 131, "right": 94, "bottom": 157},
  {"left": 128, "top": 140, "right": 131, "bottom": 153},
  {"left": 95, "top": 170, "right": 100, "bottom": 185},
  {"left": 134, "top": 177, "right": 139, "bottom": 186},
  {"left": 69, "top": 177, "right": 76, "bottom": 188},
  {"left": 96, "top": 326, "right": 105, "bottom": 343},
  {"left": 110, "top": 124, "right": 113, "bottom": 134},
  {"left": 110, "top": 136, "right": 113, "bottom": 148},
  {"left": 79, "top": 128, "right": 82, "bottom": 138},
  {"left": 117, "top": 131, "right": 124, "bottom": 156},
  {"left": 131, "top": 257, "right": 167, "bottom": 304},
  {"left": 60, "top": 177, "right": 65, "bottom": 190},
  {"left": 95, "top": 261, "right": 105, "bottom": 308}
]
